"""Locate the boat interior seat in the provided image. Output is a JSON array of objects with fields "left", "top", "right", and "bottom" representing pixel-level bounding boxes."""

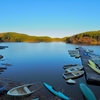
[
  {"left": 24, "top": 87, "right": 31, "bottom": 93},
  {"left": 11, "top": 90, "right": 19, "bottom": 94}
]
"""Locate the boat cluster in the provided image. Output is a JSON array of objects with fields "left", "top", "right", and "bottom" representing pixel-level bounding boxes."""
[
  {"left": 62, "top": 64, "right": 84, "bottom": 84},
  {"left": 84, "top": 48, "right": 100, "bottom": 74},
  {"left": 0, "top": 79, "right": 97, "bottom": 100}
]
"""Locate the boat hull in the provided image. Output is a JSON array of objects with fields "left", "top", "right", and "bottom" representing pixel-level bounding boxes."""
[
  {"left": 63, "top": 71, "right": 84, "bottom": 80},
  {"left": 88, "top": 59, "right": 100, "bottom": 74},
  {"left": 64, "top": 64, "right": 83, "bottom": 72},
  {"left": 80, "top": 83, "right": 96, "bottom": 100},
  {"left": 43, "top": 82, "right": 70, "bottom": 100},
  {"left": 7, "top": 84, "right": 33, "bottom": 96},
  {"left": 7, "top": 82, "right": 42, "bottom": 97}
]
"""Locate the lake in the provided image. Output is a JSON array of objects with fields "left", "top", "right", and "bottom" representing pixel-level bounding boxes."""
[{"left": 0, "top": 42, "right": 100, "bottom": 100}]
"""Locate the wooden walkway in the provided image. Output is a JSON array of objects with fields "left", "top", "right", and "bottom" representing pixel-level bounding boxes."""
[{"left": 78, "top": 47, "right": 100, "bottom": 85}]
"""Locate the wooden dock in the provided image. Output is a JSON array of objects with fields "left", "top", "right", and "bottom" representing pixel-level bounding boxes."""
[{"left": 78, "top": 47, "right": 100, "bottom": 85}]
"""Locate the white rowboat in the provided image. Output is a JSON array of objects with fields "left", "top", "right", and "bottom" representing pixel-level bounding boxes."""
[
  {"left": 7, "top": 82, "right": 42, "bottom": 97},
  {"left": 64, "top": 64, "right": 83, "bottom": 72},
  {"left": 66, "top": 79, "right": 76, "bottom": 84},
  {"left": 63, "top": 71, "right": 84, "bottom": 80}
]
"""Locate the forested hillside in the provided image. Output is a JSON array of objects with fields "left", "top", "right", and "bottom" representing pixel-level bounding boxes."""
[
  {"left": 0, "top": 32, "right": 65, "bottom": 42},
  {"left": 0, "top": 31, "right": 100, "bottom": 45},
  {"left": 66, "top": 30, "right": 100, "bottom": 45}
]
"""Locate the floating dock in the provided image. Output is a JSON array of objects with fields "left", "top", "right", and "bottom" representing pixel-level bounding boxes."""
[{"left": 78, "top": 47, "right": 100, "bottom": 85}]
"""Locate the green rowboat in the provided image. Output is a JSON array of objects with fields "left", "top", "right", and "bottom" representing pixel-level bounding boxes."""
[{"left": 88, "top": 59, "right": 100, "bottom": 74}]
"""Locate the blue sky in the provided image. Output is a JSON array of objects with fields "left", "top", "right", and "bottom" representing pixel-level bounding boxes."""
[{"left": 0, "top": 0, "right": 100, "bottom": 37}]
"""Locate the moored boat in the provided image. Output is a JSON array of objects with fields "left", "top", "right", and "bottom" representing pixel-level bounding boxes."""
[
  {"left": 64, "top": 64, "right": 83, "bottom": 73},
  {"left": 79, "top": 83, "right": 96, "bottom": 100},
  {"left": 75, "top": 54, "right": 80, "bottom": 58},
  {"left": 68, "top": 50, "right": 80, "bottom": 57},
  {"left": 66, "top": 79, "right": 76, "bottom": 84},
  {"left": 88, "top": 59, "right": 96, "bottom": 67},
  {"left": 68, "top": 50, "right": 79, "bottom": 54},
  {"left": 63, "top": 64, "right": 79, "bottom": 69},
  {"left": 70, "top": 53, "right": 78, "bottom": 57},
  {"left": 88, "top": 59, "right": 100, "bottom": 74},
  {"left": 43, "top": 82, "right": 70, "bottom": 100},
  {"left": 63, "top": 71, "right": 84, "bottom": 80},
  {"left": 7, "top": 82, "right": 42, "bottom": 97},
  {"left": 91, "top": 58, "right": 100, "bottom": 68},
  {"left": 85, "top": 49, "right": 94, "bottom": 53}
]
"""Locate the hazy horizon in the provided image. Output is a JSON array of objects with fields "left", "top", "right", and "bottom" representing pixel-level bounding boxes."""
[{"left": 0, "top": 0, "right": 100, "bottom": 37}]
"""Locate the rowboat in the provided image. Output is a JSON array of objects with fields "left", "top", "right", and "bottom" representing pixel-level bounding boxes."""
[
  {"left": 63, "top": 71, "right": 84, "bottom": 80},
  {"left": 63, "top": 64, "right": 80, "bottom": 69},
  {"left": 89, "top": 54, "right": 100, "bottom": 60},
  {"left": 90, "top": 58, "right": 100, "bottom": 67},
  {"left": 66, "top": 79, "right": 76, "bottom": 84},
  {"left": 79, "top": 83, "right": 96, "bottom": 100},
  {"left": 63, "top": 64, "right": 83, "bottom": 72},
  {"left": 85, "top": 49, "right": 93, "bottom": 53},
  {"left": 75, "top": 54, "right": 80, "bottom": 58},
  {"left": 88, "top": 59, "right": 96, "bottom": 67},
  {"left": 75, "top": 46, "right": 79, "bottom": 49},
  {"left": 88, "top": 64, "right": 100, "bottom": 74},
  {"left": 7, "top": 82, "right": 42, "bottom": 97},
  {"left": 64, "top": 64, "right": 83, "bottom": 73},
  {"left": 70, "top": 53, "right": 78, "bottom": 57},
  {"left": 92, "top": 59, "right": 100, "bottom": 68},
  {"left": 68, "top": 50, "right": 79, "bottom": 54},
  {"left": 68, "top": 50, "right": 80, "bottom": 57},
  {"left": 88, "top": 59, "right": 100, "bottom": 74},
  {"left": 43, "top": 82, "right": 70, "bottom": 100}
]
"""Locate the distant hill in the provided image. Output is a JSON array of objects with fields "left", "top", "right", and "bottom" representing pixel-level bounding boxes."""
[
  {"left": 0, "top": 32, "right": 66, "bottom": 42},
  {"left": 66, "top": 30, "right": 100, "bottom": 45}
]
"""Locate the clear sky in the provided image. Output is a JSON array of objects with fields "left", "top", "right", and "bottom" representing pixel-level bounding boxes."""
[{"left": 0, "top": 0, "right": 100, "bottom": 38}]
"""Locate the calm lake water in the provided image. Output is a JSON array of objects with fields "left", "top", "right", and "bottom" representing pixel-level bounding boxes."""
[{"left": 0, "top": 42, "right": 100, "bottom": 100}]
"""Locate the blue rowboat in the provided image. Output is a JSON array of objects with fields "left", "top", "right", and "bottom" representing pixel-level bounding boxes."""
[
  {"left": 43, "top": 82, "right": 70, "bottom": 100},
  {"left": 79, "top": 83, "right": 97, "bottom": 100}
]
